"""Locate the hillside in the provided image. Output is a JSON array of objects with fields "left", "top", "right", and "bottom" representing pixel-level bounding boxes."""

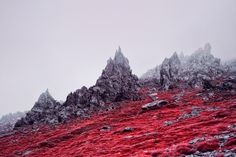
[
  {"left": 0, "top": 88, "right": 236, "bottom": 156},
  {"left": 0, "top": 45, "right": 235, "bottom": 157}
]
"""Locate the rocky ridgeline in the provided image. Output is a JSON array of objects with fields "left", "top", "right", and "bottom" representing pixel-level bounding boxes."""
[
  {"left": 141, "top": 43, "right": 233, "bottom": 89},
  {"left": 14, "top": 90, "right": 61, "bottom": 127},
  {"left": 15, "top": 47, "right": 140, "bottom": 128}
]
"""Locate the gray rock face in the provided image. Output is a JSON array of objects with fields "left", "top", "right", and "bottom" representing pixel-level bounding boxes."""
[
  {"left": 160, "top": 52, "right": 181, "bottom": 89},
  {"left": 15, "top": 47, "right": 140, "bottom": 128},
  {"left": 95, "top": 47, "right": 140, "bottom": 102},
  {"left": 180, "top": 43, "right": 224, "bottom": 88},
  {"left": 141, "top": 100, "right": 168, "bottom": 111},
  {"left": 142, "top": 43, "right": 227, "bottom": 89},
  {"left": 15, "top": 90, "right": 61, "bottom": 127},
  {"left": 60, "top": 47, "right": 140, "bottom": 120}
]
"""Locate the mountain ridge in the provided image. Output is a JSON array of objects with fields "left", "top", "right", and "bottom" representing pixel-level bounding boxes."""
[
  {"left": 14, "top": 47, "right": 140, "bottom": 128},
  {"left": 0, "top": 44, "right": 236, "bottom": 157}
]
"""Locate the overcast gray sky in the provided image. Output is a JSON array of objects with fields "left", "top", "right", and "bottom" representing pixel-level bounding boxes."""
[{"left": 0, "top": 0, "right": 236, "bottom": 116}]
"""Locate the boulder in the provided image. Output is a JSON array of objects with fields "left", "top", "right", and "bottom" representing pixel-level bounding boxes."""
[{"left": 141, "top": 100, "right": 168, "bottom": 111}]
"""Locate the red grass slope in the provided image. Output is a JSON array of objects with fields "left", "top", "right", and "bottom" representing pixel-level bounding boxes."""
[{"left": 0, "top": 89, "right": 236, "bottom": 157}]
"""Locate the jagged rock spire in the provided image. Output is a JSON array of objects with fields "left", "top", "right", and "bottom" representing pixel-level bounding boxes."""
[
  {"left": 113, "top": 46, "right": 130, "bottom": 68},
  {"left": 15, "top": 47, "right": 141, "bottom": 128},
  {"left": 204, "top": 43, "right": 211, "bottom": 53},
  {"left": 37, "top": 89, "right": 55, "bottom": 104},
  {"left": 14, "top": 89, "right": 60, "bottom": 127},
  {"left": 160, "top": 52, "right": 181, "bottom": 89}
]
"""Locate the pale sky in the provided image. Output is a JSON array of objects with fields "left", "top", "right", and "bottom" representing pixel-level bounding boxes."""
[{"left": 0, "top": 0, "right": 236, "bottom": 116}]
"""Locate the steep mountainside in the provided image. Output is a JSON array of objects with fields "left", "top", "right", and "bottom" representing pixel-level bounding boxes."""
[
  {"left": 1, "top": 45, "right": 235, "bottom": 157},
  {"left": 1, "top": 87, "right": 236, "bottom": 156}
]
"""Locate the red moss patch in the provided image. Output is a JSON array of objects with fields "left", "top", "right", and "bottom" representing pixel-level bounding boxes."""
[
  {"left": 196, "top": 140, "right": 219, "bottom": 152},
  {"left": 225, "top": 137, "right": 236, "bottom": 146},
  {"left": 176, "top": 144, "right": 195, "bottom": 155}
]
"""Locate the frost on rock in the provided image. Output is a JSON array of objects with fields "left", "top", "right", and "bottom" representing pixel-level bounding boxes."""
[
  {"left": 180, "top": 43, "right": 224, "bottom": 87},
  {"left": 31, "top": 89, "right": 58, "bottom": 113},
  {"left": 141, "top": 43, "right": 226, "bottom": 89},
  {"left": 140, "top": 65, "right": 160, "bottom": 80},
  {"left": 225, "top": 58, "right": 236, "bottom": 74},
  {"left": 0, "top": 111, "right": 26, "bottom": 133},
  {"left": 113, "top": 46, "right": 130, "bottom": 69},
  {"left": 37, "top": 89, "right": 54, "bottom": 105},
  {"left": 160, "top": 52, "right": 181, "bottom": 89}
]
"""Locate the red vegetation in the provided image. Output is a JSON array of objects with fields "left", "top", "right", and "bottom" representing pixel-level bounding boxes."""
[
  {"left": 196, "top": 139, "right": 219, "bottom": 152},
  {"left": 0, "top": 89, "right": 236, "bottom": 156}
]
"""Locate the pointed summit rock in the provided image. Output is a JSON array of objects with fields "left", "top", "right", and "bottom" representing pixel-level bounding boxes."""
[
  {"left": 204, "top": 43, "right": 211, "bottom": 53},
  {"left": 104, "top": 47, "right": 130, "bottom": 73},
  {"left": 32, "top": 89, "right": 57, "bottom": 112},
  {"left": 37, "top": 89, "right": 55, "bottom": 105},
  {"left": 15, "top": 89, "right": 60, "bottom": 128},
  {"left": 95, "top": 47, "right": 140, "bottom": 102},
  {"left": 59, "top": 47, "right": 140, "bottom": 121},
  {"left": 113, "top": 46, "right": 130, "bottom": 68}
]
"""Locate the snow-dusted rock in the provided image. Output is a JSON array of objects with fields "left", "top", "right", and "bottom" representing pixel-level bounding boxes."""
[
  {"left": 0, "top": 112, "right": 26, "bottom": 133},
  {"left": 160, "top": 52, "right": 181, "bottom": 89},
  {"left": 141, "top": 43, "right": 226, "bottom": 89},
  {"left": 180, "top": 43, "right": 224, "bottom": 87},
  {"left": 141, "top": 100, "right": 168, "bottom": 111}
]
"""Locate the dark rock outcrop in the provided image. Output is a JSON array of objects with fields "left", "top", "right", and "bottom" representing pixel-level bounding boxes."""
[
  {"left": 15, "top": 47, "right": 140, "bottom": 128},
  {"left": 95, "top": 47, "right": 140, "bottom": 102},
  {"left": 15, "top": 89, "right": 61, "bottom": 127},
  {"left": 59, "top": 47, "right": 140, "bottom": 120}
]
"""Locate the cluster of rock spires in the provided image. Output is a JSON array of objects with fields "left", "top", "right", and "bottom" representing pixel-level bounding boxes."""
[
  {"left": 14, "top": 47, "right": 140, "bottom": 128},
  {"left": 14, "top": 44, "right": 236, "bottom": 128},
  {"left": 141, "top": 43, "right": 234, "bottom": 89}
]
